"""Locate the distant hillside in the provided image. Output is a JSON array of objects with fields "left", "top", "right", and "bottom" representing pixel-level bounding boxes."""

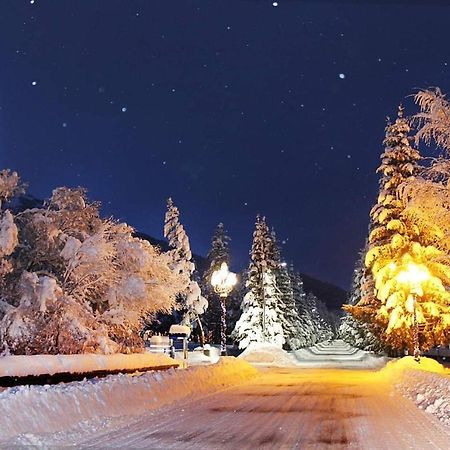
[{"left": 299, "top": 273, "right": 347, "bottom": 313}]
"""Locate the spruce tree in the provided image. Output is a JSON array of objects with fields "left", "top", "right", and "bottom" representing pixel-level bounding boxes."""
[
  {"left": 288, "top": 266, "right": 316, "bottom": 347},
  {"left": 345, "top": 106, "right": 431, "bottom": 352},
  {"left": 164, "top": 198, "right": 207, "bottom": 333},
  {"left": 267, "top": 229, "right": 309, "bottom": 350},
  {"left": 306, "top": 292, "right": 333, "bottom": 342},
  {"left": 232, "top": 216, "right": 283, "bottom": 349}
]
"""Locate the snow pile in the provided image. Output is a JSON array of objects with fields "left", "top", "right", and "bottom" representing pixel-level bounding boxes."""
[
  {"left": 382, "top": 356, "right": 450, "bottom": 427},
  {"left": 0, "top": 357, "right": 258, "bottom": 442},
  {"left": 239, "top": 342, "right": 297, "bottom": 366},
  {"left": 0, "top": 352, "right": 178, "bottom": 378},
  {"left": 187, "top": 345, "right": 221, "bottom": 365}
]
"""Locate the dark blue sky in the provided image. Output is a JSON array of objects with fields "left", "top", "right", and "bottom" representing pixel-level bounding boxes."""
[{"left": 1, "top": 1, "right": 449, "bottom": 289}]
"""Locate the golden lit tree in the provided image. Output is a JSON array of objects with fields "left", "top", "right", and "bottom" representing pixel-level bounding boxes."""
[
  {"left": 346, "top": 105, "right": 422, "bottom": 352},
  {"left": 365, "top": 239, "right": 450, "bottom": 352},
  {"left": 348, "top": 94, "right": 450, "bottom": 354}
]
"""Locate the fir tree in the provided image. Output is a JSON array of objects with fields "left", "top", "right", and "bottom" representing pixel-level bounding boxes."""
[
  {"left": 345, "top": 106, "right": 450, "bottom": 352},
  {"left": 288, "top": 266, "right": 316, "bottom": 347},
  {"left": 306, "top": 292, "right": 333, "bottom": 342},
  {"left": 232, "top": 216, "right": 283, "bottom": 349},
  {"left": 164, "top": 198, "right": 207, "bottom": 333},
  {"left": 267, "top": 230, "right": 309, "bottom": 350}
]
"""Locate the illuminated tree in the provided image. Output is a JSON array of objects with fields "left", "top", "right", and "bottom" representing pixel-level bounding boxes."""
[
  {"left": 346, "top": 105, "right": 424, "bottom": 351},
  {"left": 413, "top": 88, "right": 450, "bottom": 152},
  {"left": 368, "top": 105, "right": 421, "bottom": 248},
  {"left": 365, "top": 244, "right": 450, "bottom": 352}
]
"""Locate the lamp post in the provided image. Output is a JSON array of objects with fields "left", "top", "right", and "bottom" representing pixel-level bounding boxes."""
[
  {"left": 211, "top": 262, "right": 237, "bottom": 356},
  {"left": 396, "top": 262, "right": 430, "bottom": 362}
]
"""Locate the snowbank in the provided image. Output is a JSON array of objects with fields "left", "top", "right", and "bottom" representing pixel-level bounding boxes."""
[
  {"left": 239, "top": 342, "right": 297, "bottom": 366},
  {"left": 0, "top": 352, "right": 178, "bottom": 378},
  {"left": 0, "top": 357, "right": 258, "bottom": 442},
  {"left": 381, "top": 356, "right": 450, "bottom": 427}
]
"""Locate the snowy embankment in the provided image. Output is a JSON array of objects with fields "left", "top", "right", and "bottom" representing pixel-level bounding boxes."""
[
  {"left": 239, "top": 342, "right": 298, "bottom": 366},
  {"left": 382, "top": 356, "right": 450, "bottom": 427},
  {"left": 0, "top": 352, "right": 178, "bottom": 379},
  {"left": 0, "top": 357, "right": 258, "bottom": 443}
]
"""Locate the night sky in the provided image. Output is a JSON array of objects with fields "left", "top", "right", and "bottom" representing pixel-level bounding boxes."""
[{"left": 1, "top": 1, "right": 449, "bottom": 289}]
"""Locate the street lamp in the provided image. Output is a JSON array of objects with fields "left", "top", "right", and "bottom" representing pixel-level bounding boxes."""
[
  {"left": 211, "top": 262, "right": 237, "bottom": 356},
  {"left": 396, "top": 262, "right": 430, "bottom": 362}
]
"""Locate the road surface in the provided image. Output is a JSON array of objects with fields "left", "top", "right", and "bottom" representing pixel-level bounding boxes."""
[{"left": 82, "top": 366, "right": 450, "bottom": 449}]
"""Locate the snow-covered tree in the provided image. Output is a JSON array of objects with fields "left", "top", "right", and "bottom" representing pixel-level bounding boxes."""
[
  {"left": 347, "top": 102, "right": 450, "bottom": 353},
  {"left": 232, "top": 216, "right": 283, "bottom": 349},
  {"left": 368, "top": 105, "right": 421, "bottom": 249},
  {"left": 346, "top": 107, "right": 421, "bottom": 346},
  {"left": 339, "top": 251, "right": 385, "bottom": 352},
  {"left": 266, "top": 230, "right": 312, "bottom": 350},
  {"left": 0, "top": 182, "right": 184, "bottom": 355},
  {"left": 288, "top": 267, "right": 316, "bottom": 347},
  {"left": 413, "top": 88, "right": 450, "bottom": 152},
  {"left": 305, "top": 292, "right": 334, "bottom": 342},
  {"left": 164, "top": 198, "right": 207, "bottom": 331},
  {"left": 0, "top": 170, "right": 25, "bottom": 211},
  {"left": 202, "top": 223, "right": 231, "bottom": 344}
]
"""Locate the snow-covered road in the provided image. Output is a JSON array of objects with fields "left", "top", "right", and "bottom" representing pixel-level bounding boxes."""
[{"left": 82, "top": 367, "right": 450, "bottom": 449}]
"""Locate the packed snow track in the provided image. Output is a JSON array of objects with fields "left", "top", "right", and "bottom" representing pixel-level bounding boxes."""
[
  {"left": 293, "top": 340, "right": 389, "bottom": 368},
  {"left": 81, "top": 367, "right": 450, "bottom": 449}
]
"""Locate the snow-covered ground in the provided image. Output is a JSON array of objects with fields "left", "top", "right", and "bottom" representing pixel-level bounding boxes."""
[
  {"left": 381, "top": 356, "right": 450, "bottom": 427},
  {"left": 0, "top": 352, "right": 178, "bottom": 378},
  {"left": 63, "top": 364, "right": 450, "bottom": 448},
  {"left": 0, "top": 357, "right": 258, "bottom": 445},
  {"left": 294, "top": 340, "right": 391, "bottom": 369},
  {"left": 239, "top": 339, "right": 389, "bottom": 369},
  {"left": 239, "top": 342, "right": 298, "bottom": 366},
  {"left": 2, "top": 342, "right": 450, "bottom": 448}
]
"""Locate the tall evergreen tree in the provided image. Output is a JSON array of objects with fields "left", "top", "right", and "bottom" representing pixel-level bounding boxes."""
[
  {"left": 164, "top": 198, "right": 207, "bottom": 331},
  {"left": 267, "top": 229, "right": 310, "bottom": 350},
  {"left": 288, "top": 266, "right": 316, "bottom": 347},
  {"left": 306, "top": 292, "right": 333, "bottom": 342},
  {"left": 346, "top": 106, "right": 429, "bottom": 351},
  {"left": 232, "top": 216, "right": 283, "bottom": 349}
]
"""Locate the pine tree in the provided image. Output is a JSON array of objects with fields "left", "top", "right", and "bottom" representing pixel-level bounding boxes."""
[
  {"left": 232, "top": 216, "right": 283, "bottom": 349},
  {"left": 369, "top": 105, "right": 421, "bottom": 248},
  {"left": 202, "top": 223, "right": 231, "bottom": 343},
  {"left": 164, "top": 198, "right": 207, "bottom": 332},
  {"left": 288, "top": 266, "right": 316, "bottom": 347},
  {"left": 306, "top": 292, "right": 333, "bottom": 342},
  {"left": 267, "top": 230, "right": 309, "bottom": 350},
  {"left": 345, "top": 106, "right": 450, "bottom": 352}
]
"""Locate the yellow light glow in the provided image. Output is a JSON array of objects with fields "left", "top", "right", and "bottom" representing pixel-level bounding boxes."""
[
  {"left": 211, "top": 262, "right": 237, "bottom": 297},
  {"left": 396, "top": 263, "right": 430, "bottom": 290}
]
